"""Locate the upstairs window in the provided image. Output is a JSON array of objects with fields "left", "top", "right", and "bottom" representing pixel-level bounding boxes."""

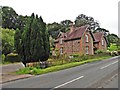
[
  {"left": 85, "top": 35, "right": 89, "bottom": 42},
  {"left": 102, "top": 39, "right": 104, "bottom": 45},
  {"left": 60, "top": 38, "right": 63, "bottom": 44}
]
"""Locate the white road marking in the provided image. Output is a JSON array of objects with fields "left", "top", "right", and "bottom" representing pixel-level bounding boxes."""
[
  {"left": 100, "top": 61, "right": 118, "bottom": 69},
  {"left": 52, "top": 76, "right": 84, "bottom": 89}
]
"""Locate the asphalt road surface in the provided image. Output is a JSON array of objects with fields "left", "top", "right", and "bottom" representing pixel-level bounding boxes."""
[{"left": 2, "top": 56, "right": 119, "bottom": 89}]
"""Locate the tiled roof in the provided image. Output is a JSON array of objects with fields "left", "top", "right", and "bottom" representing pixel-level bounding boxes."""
[
  {"left": 93, "top": 32, "right": 103, "bottom": 42},
  {"left": 64, "top": 25, "right": 88, "bottom": 41}
]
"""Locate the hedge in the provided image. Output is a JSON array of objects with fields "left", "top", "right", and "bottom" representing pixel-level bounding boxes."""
[{"left": 5, "top": 53, "right": 20, "bottom": 63}]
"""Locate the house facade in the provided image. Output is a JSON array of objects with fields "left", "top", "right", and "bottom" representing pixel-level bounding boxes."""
[{"left": 54, "top": 24, "right": 107, "bottom": 55}]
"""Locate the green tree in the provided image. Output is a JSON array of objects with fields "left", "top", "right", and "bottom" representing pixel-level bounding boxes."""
[
  {"left": 2, "top": 6, "right": 18, "bottom": 29},
  {"left": 74, "top": 14, "right": 100, "bottom": 30},
  {"left": 47, "top": 22, "right": 62, "bottom": 39},
  {"left": 15, "top": 13, "right": 50, "bottom": 67},
  {"left": 93, "top": 28, "right": 109, "bottom": 36},
  {"left": 14, "top": 28, "right": 21, "bottom": 54},
  {"left": 107, "top": 34, "right": 119, "bottom": 44},
  {"left": 1, "top": 27, "right": 15, "bottom": 55},
  {"left": 60, "top": 20, "right": 73, "bottom": 32}
]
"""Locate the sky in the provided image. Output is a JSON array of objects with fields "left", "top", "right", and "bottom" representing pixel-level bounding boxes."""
[{"left": 0, "top": 0, "right": 119, "bottom": 35}]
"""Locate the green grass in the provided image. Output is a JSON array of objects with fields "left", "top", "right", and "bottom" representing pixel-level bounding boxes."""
[{"left": 16, "top": 56, "right": 112, "bottom": 75}]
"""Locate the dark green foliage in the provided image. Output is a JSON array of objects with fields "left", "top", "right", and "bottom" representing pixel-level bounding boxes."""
[
  {"left": 93, "top": 28, "right": 109, "bottom": 34},
  {"left": 5, "top": 53, "right": 20, "bottom": 63},
  {"left": 14, "top": 28, "right": 21, "bottom": 54},
  {"left": 2, "top": 6, "right": 18, "bottom": 29},
  {"left": 107, "top": 34, "right": 119, "bottom": 44},
  {"left": 15, "top": 13, "right": 50, "bottom": 66},
  {"left": 47, "top": 22, "right": 62, "bottom": 39},
  {"left": 47, "top": 20, "right": 72, "bottom": 39},
  {"left": 74, "top": 14, "right": 100, "bottom": 30},
  {"left": 2, "top": 6, "right": 29, "bottom": 30}
]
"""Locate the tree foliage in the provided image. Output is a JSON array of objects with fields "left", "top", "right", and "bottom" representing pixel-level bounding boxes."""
[
  {"left": 1, "top": 27, "right": 15, "bottom": 55},
  {"left": 15, "top": 13, "right": 50, "bottom": 66},
  {"left": 47, "top": 22, "right": 62, "bottom": 39},
  {"left": 2, "top": 6, "right": 29, "bottom": 30},
  {"left": 74, "top": 14, "right": 100, "bottom": 30},
  {"left": 2, "top": 6, "right": 18, "bottom": 29},
  {"left": 107, "top": 34, "right": 119, "bottom": 44}
]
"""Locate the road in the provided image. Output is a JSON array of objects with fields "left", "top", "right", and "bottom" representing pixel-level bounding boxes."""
[{"left": 2, "top": 56, "right": 119, "bottom": 89}]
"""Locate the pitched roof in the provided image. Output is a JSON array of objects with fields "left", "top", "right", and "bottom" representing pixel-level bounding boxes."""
[
  {"left": 93, "top": 32, "right": 103, "bottom": 42},
  {"left": 64, "top": 25, "right": 88, "bottom": 41}
]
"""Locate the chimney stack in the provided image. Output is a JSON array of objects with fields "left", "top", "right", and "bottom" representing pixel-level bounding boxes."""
[{"left": 69, "top": 22, "right": 75, "bottom": 34}]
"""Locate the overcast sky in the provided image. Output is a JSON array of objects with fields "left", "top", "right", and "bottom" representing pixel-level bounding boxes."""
[{"left": 0, "top": 0, "right": 119, "bottom": 35}]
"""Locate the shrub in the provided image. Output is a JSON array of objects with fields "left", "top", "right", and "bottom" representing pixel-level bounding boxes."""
[
  {"left": 118, "top": 50, "right": 120, "bottom": 55},
  {"left": 71, "top": 54, "right": 80, "bottom": 58},
  {"left": 5, "top": 53, "right": 20, "bottom": 63},
  {"left": 70, "top": 54, "right": 88, "bottom": 62},
  {"left": 95, "top": 50, "right": 103, "bottom": 54},
  {"left": 2, "top": 54, "right": 5, "bottom": 63},
  {"left": 80, "top": 54, "right": 88, "bottom": 61}
]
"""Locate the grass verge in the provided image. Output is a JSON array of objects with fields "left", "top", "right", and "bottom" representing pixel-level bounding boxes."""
[{"left": 16, "top": 56, "right": 112, "bottom": 75}]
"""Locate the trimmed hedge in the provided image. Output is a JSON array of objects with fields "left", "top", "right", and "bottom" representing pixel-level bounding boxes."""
[{"left": 5, "top": 53, "right": 20, "bottom": 63}]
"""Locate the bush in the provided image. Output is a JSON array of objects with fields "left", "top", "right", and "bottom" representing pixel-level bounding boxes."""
[
  {"left": 70, "top": 54, "right": 88, "bottom": 62},
  {"left": 80, "top": 54, "right": 88, "bottom": 61},
  {"left": 71, "top": 54, "right": 80, "bottom": 58},
  {"left": 5, "top": 53, "right": 20, "bottom": 63},
  {"left": 2, "top": 54, "right": 5, "bottom": 63},
  {"left": 118, "top": 50, "right": 120, "bottom": 55},
  {"left": 95, "top": 50, "right": 103, "bottom": 54}
]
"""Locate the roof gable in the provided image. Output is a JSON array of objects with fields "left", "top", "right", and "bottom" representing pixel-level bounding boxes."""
[
  {"left": 93, "top": 32, "right": 103, "bottom": 42},
  {"left": 64, "top": 25, "right": 88, "bottom": 41}
]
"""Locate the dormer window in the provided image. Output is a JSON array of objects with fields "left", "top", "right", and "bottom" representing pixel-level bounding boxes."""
[
  {"left": 102, "top": 39, "right": 104, "bottom": 45},
  {"left": 85, "top": 35, "right": 89, "bottom": 42},
  {"left": 60, "top": 38, "right": 63, "bottom": 44}
]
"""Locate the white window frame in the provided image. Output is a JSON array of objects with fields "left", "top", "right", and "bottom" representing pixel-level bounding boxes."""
[
  {"left": 102, "top": 39, "right": 104, "bottom": 45},
  {"left": 85, "top": 35, "right": 89, "bottom": 42},
  {"left": 60, "top": 38, "right": 63, "bottom": 44},
  {"left": 86, "top": 46, "right": 89, "bottom": 54},
  {"left": 60, "top": 48, "right": 63, "bottom": 54}
]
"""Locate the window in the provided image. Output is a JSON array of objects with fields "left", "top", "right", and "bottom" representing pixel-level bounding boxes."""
[
  {"left": 86, "top": 46, "right": 89, "bottom": 54},
  {"left": 102, "top": 39, "right": 104, "bottom": 45},
  {"left": 85, "top": 35, "right": 89, "bottom": 42},
  {"left": 60, "top": 48, "right": 63, "bottom": 54},
  {"left": 60, "top": 38, "right": 62, "bottom": 44}
]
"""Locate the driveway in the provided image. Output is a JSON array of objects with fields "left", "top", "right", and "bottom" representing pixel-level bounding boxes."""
[{"left": 0, "top": 63, "right": 33, "bottom": 84}]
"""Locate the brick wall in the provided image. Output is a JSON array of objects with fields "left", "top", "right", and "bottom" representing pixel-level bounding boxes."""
[
  {"left": 81, "top": 30, "right": 94, "bottom": 55},
  {"left": 64, "top": 39, "right": 81, "bottom": 55},
  {"left": 98, "top": 36, "right": 107, "bottom": 51}
]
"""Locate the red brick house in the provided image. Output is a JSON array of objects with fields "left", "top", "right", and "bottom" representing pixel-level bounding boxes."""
[
  {"left": 54, "top": 24, "right": 107, "bottom": 55},
  {"left": 93, "top": 32, "right": 107, "bottom": 51}
]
